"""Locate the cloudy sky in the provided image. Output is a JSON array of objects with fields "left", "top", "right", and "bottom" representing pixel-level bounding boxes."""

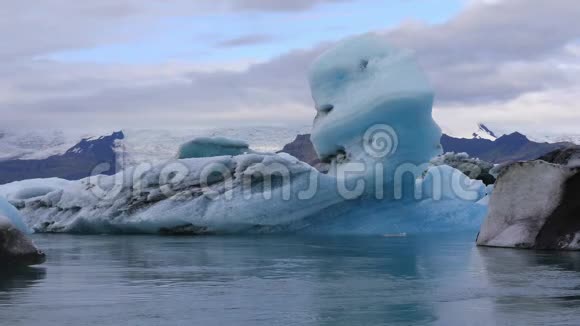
[{"left": 1, "top": 0, "right": 579, "bottom": 136}]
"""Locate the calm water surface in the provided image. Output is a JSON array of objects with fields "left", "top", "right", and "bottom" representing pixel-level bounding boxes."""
[{"left": 2, "top": 233, "right": 580, "bottom": 326}]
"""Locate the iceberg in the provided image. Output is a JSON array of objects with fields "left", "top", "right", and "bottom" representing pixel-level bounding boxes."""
[
  {"left": 4, "top": 155, "right": 342, "bottom": 234},
  {"left": 0, "top": 196, "right": 30, "bottom": 234},
  {"left": 177, "top": 137, "right": 251, "bottom": 159},
  {"left": 309, "top": 34, "right": 441, "bottom": 186},
  {"left": 0, "top": 34, "right": 488, "bottom": 235}
]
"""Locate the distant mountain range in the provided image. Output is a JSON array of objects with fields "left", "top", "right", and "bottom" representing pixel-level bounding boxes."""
[
  {"left": 0, "top": 127, "right": 306, "bottom": 185},
  {"left": 440, "top": 131, "right": 575, "bottom": 163},
  {"left": 0, "top": 125, "right": 578, "bottom": 184},
  {"left": 282, "top": 124, "right": 578, "bottom": 168},
  {"left": 0, "top": 132, "right": 124, "bottom": 185}
]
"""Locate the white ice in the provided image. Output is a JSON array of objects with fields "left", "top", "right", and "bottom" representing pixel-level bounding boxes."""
[
  {"left": 0, "top": 34, "right": 488, "bottom": 235},
  {"left": 177, "top": 137, "right": 251, "bottom": 159},
  {"left": 309, "top": 33, "right": 441, "bottom": 190},
  {"left": 0, "top": 196, "right": 31, "bottom": 234}
]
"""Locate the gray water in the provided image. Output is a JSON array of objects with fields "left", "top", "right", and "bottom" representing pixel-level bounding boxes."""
[{"left": 2, "top": 233, "right": 580, "bottom": 326}]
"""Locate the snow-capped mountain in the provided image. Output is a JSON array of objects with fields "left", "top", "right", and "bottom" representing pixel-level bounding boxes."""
[
  {"left": 1, "top": 124, "right": 578, "bottom": 184},
  {"left": 0, "top": 130, "right": 90, "bottom": 161},
  {"left": 446, "top": 123, "right": 580, "bottom": 146},
  {"left": 471, "top": 123, "right": 499, "bottom": 141},
  {"left": 0, "top": 131, "right": 124, "bottom": 185}
]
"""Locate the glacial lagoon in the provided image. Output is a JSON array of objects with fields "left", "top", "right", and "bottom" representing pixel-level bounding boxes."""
[{"left": 2, "top": 232, "right": 580, "bottom": 326}]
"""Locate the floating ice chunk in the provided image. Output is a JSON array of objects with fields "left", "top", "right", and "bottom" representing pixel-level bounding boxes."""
[
  {"left": 420, "top": 165, "right": 487, "bottom": 202},
  {"left": 0, "top": 178, "right": 73, "bottom": 201},
  {"left": 0, "top": 154, "right": 341, "bottom": 234},
  {"left": 309, "top": 33, "right": 441, "bottom": 192},
  {"left": 177, "top": 137, "right": 251, "bottom": 159},
  {"left": 0, "top": 196, "right": 31, "bottom": 234}
]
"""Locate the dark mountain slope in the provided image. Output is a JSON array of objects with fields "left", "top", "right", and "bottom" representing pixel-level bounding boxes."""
[
  {"left": 281, "top": 132, "right": 573, "bottom": 166},
  {"left": 441, "top": 132, "right": 573, "bottom": 163},
  {"left": 0, "top": 132, "right": 124, "bottom": 185}
]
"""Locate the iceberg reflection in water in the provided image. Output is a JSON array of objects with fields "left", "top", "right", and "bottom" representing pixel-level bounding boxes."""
[{"left": 1, "top": 233, "right": 580, "bottom": 326}]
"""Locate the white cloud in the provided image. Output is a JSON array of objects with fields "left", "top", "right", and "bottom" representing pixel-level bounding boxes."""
[
  {"left": 0, "top": 0, "right": 579, "bottom": 135},
  {"left": 0, "top": 0, "right": 345, "bottom": 60},
  {"left": 435, "top": 86, "right": 580, "bottom": 137}
]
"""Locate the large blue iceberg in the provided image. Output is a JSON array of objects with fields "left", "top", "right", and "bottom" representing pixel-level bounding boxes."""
[
  {"left": 310, "top": 35, "right": 441, "bottom": 172},
  {"left": 0, "top": 34, "right": 488, "bottom": 235}
]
